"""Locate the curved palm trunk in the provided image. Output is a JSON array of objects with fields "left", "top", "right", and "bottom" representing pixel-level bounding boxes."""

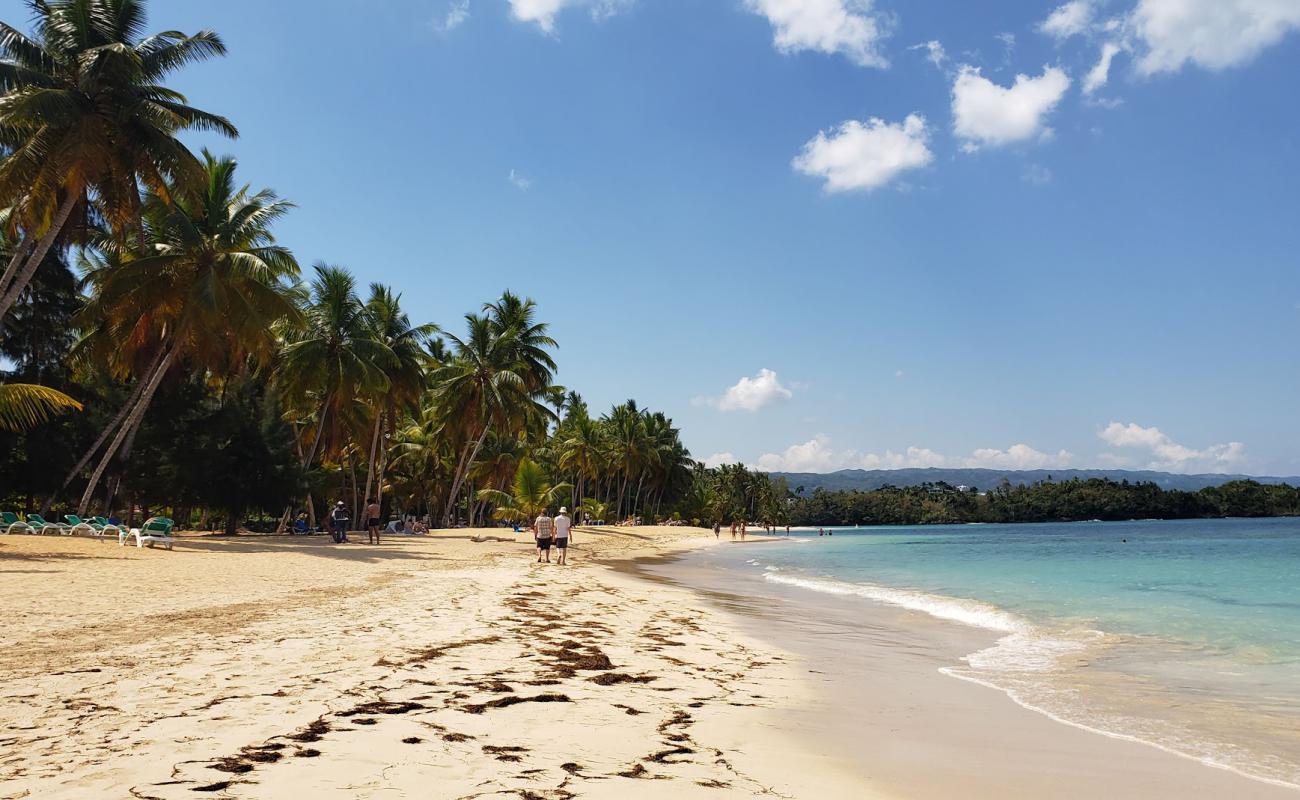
[
  {"left": 0, "top": 193, "right": 79, "bottom": 323},
  {"left": 41, "top": 348, "right": 165, "bottom": 515},
  {"left": 0, "top": 240, "right": 34, "bottom": 303},
  {"left": 444, "top": 426, "right": 489, "bottom": 527},
  {"left": 363, "top": 409, "right": 382, "bottom": 510},
  {"left": 78, "top": 341, "right": 179, "bottom": 516}
]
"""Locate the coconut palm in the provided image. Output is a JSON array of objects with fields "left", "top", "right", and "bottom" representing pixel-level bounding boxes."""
[
  {"left": 359, "top": 284, "right": 436, "bottom": 513},
  {"left": 275, "top": 265, "right": 394, "bottom": 474},
  {"left": 576, "top": 497, "right": 613, "bottom": 526},
  {"left": 558, "top": 413, "right": 605, "bottom": 513},
  {"left": 0, "top": 382, "right": 80, "bottom": 431},
  {"left": 476, "top": 458, "right": 571, "bottom": 525},
  {"left": 0, "top": 0, "right": 237, "bottom": 323},
  {"left": 434, "top": 311, "right": 556, "bottom": 526},
  {"left": 73, "top": 151, "right": 300, "bottom": 514}
]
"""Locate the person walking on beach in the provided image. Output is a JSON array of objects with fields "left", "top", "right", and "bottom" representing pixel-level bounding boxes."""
[
  {"left": 533, "top": 509, "right": 555, "bottom": 563},
  {"left": 365, "top": 497, "right": 381, "bottom": 545},
  {"left": 554, "top": 506, "right": 572, "bottom": 565},
  {"left": 713, "top": 521, "right": 720, "bottom": 539},
  {"left": 330, "top": 501, "right": 351, "bottom": 543}
]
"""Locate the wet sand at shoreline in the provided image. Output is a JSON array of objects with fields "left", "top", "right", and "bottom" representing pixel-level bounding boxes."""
[{"left": 634, "top": 548, "right": 1300, "bottom": 799}]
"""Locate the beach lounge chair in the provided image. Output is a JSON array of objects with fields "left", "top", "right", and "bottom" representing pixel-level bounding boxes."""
[
  {"left": 2, "top": 511, "right": 36, "bottom": 535},
  {"left": 63, "top": 514, "right": 117, "bottom": 540},
  {"left": 26, "top": 513, "right": 72, "bottom": 535},
  {"left": 120, "top": 516, "right": 174, "bottom": 549}
]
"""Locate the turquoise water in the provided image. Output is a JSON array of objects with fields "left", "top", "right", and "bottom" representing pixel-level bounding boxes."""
[{"left": 709, "top": 518, "right": 1300, "bottom": 788}]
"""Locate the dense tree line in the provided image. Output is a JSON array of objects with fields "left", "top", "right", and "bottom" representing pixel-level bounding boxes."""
[
  {"left": 787, "top": 479, "right": 1300, "bottom": 526},
  {"left": 0, "top": 1, "right": 710, "bottom": 533}
]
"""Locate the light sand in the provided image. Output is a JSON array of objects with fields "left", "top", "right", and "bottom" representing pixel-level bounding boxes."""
[{"left": 0, "top": 527, "right": 865, "bottom": 799}]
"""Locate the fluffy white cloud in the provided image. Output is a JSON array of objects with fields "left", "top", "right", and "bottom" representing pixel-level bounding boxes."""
[
  {"left": 1130, "top": 0, "right": 1300, "bottom": 75},
  {"left": 1040, "top": 1, "right": 1095, "bottom": 40},
  {"left": 508, "top": 0, "right": 631, "bottom": 33},
  {"left": 703, "top": 452, "right": 738, "bottom": 468},
  {"left": 964, "top": 444, "right": 1075, "bottom": 470},
  {"left": 1083, "top": 41, "right": 1122, "bottom": 94},
  {"left": 752, "top": 437, "right": 1074, "bottom": 472},
  {"left": 792, "top": 114, "right": 932, "bottom": 193},
  {"left": 696, "top": 369, "right": 793, "bottom": 412},
  {"left": 437, "top": 0, "right": 471, "bottom": 31},
  {"left": 952, "top": 65, "right": 1071, "bottom": 150},
  {"left": 744, "top": 0, "right": 890, "bottom": 67},
  {"left": 1098, "top": 422, "right": 1248, "bottom": 472}
]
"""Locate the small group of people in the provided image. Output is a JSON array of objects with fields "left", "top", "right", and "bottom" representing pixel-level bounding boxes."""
[
  {"left": 328, "top": 498, "right": 386, "bottom": 545},
  {"left": 530, "top": 506, "right": 572, "bottom": 565}
]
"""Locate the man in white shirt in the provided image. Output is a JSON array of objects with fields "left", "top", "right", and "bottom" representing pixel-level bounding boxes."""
[
  {"left": 553, "top": 506, "right": 572, "bottom": 565},
  {"left": 533, "top": 510, "right": 555, "bottom": 563}
]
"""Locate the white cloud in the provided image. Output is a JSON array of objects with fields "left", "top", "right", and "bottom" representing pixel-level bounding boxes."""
[
  {"left": 1098, "top": 422, "right": 1248, "bottom": 473},
  {"left": 1129, "top": 0, "right": 1300, "bottom": 75},
  {"left": 703, "top": 452, "right": 738, "bottom": 468},
  {"left": 964, "top": 444, "right": 1075, "bottom": 470},
  {"left": 508, "top": 0, "right": 631, "bottom": 33},
  {"left": 1083, "top": 41, "right": 1123, "bottom": 94},
  {"left": 952, "top": 65, "right": 1071, "bottom": 150},
  {"left": 894, "top": 369, "right": 904, "bottom": 378},
  {"left": 507, "top": 169, "right": 532, "bottom": 190},
  {"left": 792, "top": 114, "right": 932, "bottom": 193},
  {"left": 1040, "top": 1, "right": 1095, "bottom": 40},
  {"left": 752, "top": 436, "right": 1074, "bottom": 472},
  {"left": 436, "top": 0, "right": 471, "bottom": 32},
  {"left": 910, "top": 39, "right": 947, "bottom": 68},
  {"left": 744, "top": 0, "right": 890, "bottom": 67},
  {"left": 696, "top": 369, "right": 793, "bottom": 412}
]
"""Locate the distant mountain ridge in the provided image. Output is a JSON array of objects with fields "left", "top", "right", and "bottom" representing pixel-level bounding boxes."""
[{"left": 767, "top": 468, "right": 1300, "bottom": 494}]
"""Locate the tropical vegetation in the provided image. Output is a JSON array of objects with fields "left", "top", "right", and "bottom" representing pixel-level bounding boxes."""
[{"left": 0, "top": 0, "right": 779, "bottom": 533}]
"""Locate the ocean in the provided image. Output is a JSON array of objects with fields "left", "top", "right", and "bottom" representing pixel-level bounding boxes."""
[{"left": 679, "top": 517, "right": 1300, "bottom": 790}]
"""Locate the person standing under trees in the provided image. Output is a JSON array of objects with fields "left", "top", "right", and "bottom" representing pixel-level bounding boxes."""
[
  {"left": 554, "top": 506, "right": 572, "bottom": 565},
  {"left": 533, "top": 509, "right": 555, "bottom": 563},
  {"left": 366, "top": 497, "right": 381, "bottom": 545},
  {"left": 330, "top": 501, "right": 351, "bottom": 544}
]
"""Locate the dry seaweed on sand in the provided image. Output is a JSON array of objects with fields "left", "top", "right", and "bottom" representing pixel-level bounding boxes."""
[{"left": 462, "top": 693, "right": 570, "bottom": 714}]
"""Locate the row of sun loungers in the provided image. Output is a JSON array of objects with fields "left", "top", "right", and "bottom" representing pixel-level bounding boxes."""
[{"left": 1, "top": 512, "right": 174, "bottom": 549}]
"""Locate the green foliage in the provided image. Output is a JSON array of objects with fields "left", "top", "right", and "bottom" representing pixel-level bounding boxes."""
[{"left": 786, "top": 478, "right": 1300, "bottom": 526}]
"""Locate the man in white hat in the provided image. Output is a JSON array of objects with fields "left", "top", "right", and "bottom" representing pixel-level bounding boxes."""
[{"left": 554, "top": 506, "right": 572, "bottom": 565}]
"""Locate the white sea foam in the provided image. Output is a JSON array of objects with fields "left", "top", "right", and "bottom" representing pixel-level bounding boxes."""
[{"left": 762, "top": 572, "right": 1026, "bottom": 633}]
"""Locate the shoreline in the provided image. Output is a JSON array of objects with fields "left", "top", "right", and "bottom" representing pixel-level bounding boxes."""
[{"left": 629, "top": 541, "right": 1300, "bottom": 799}]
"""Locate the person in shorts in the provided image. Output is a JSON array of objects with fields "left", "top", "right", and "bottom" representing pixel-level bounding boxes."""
[
  {"left": 554, "top": 506, "right": 572, "bottom": 565},
  {"left": 534, "top": 510, "right": 554, "bottom": 563},
  {"left": 365, "top": 497, "right": 381, "bottom": 545}
]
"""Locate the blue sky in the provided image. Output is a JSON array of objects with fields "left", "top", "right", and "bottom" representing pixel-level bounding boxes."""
[{"left": 6, "top": 0, "right": 1299, "bottom": 474}]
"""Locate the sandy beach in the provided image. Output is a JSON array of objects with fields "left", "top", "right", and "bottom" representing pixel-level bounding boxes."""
[
  {"left": 3, "top": 526, "right": 1297, "bottom": 799},
  {"left": 0, "top": 527, "right": 862, "bottom": 799}
]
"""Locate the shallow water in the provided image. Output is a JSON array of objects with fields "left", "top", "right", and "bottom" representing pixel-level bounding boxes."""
[{"left": 697, "top": 518, "right": 1300, "bottom": 789}]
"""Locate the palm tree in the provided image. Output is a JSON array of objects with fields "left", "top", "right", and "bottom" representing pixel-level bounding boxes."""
[
  {"left": 558, "top": 414, "right": 605, "bottom": 514},
  {"left": 476, "top": 458, "right": 571, "bottom": 526},
  {"left": 0, "top": 382, "right": 80, "bottom": 431},
  {"left": 359, "top": 284, "right": 436, "bottom": 515},
  {"left": 434, "top": 311, "right": 556, "bottom": 526},
  {"left": 0, "top": 0, "right": 237, "bottom": 323},
  {"left": 276, "top": 265, "right": 394, "bottom": 475},
  {"left": 576, "top": 497, "right": 612, "bottom": 526},
  {"left": 604, "top": 400, "right": 648, "bottom": 518},
  {"left": 73, "top": 151, "right": 299, "bottom": 514}
]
